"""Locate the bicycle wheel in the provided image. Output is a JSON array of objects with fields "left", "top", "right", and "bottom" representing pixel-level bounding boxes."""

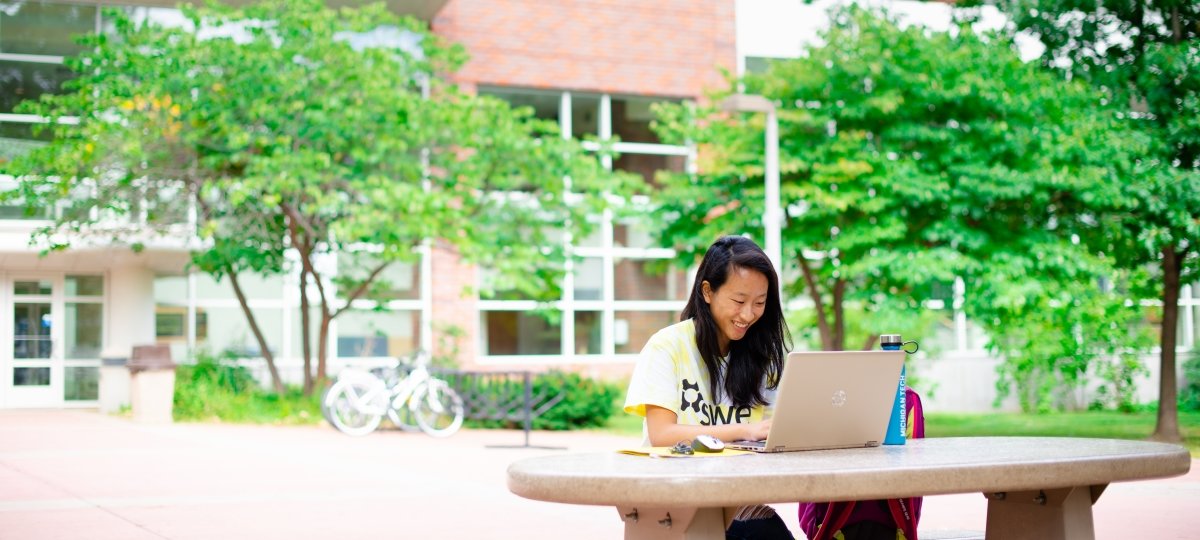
[
  {"left": 413, "top": 380, "right": 464, "bottom": 438},
  {"left": 324, "top": 379, "right": 385, "bottom": 436},
  {"left": 387, "top": 398, "right": 422, "bottom": 432},
  {"left": 319, "top": 384, "right": 335, "bottom": 425}
]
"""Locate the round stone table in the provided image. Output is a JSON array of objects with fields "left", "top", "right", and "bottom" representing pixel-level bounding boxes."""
[{"left": 507, "top": 437, "right": 1190, "bottom": 540}]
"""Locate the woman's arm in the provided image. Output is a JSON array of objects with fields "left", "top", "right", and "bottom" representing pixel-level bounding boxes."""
[{"left": 644, "top": 405, "right": 771, "bottom": 446}]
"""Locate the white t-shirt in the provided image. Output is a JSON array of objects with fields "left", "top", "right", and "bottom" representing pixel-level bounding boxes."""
[{"left": 624, "top": 319, "right": 775, "bottom": 445}]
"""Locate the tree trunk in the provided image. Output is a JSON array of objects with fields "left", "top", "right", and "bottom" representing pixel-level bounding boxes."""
[
  {"left": 832, "top": 278, "right": 846, "bottom": 351},
  {"left": 798, "top": 253, "right": 834, "bottom": 350},
  {"left": 225, "top": 264, "right": 286, "bottom": 394},
  {"left": 299, "top": 265, "right": 313, "bottom": 395},
  {"left": 317, "top": 311, "right": 332, "bottom": 390},
  {"left": 1151, "top": 246, "right": 1183, "bottom": 443}
]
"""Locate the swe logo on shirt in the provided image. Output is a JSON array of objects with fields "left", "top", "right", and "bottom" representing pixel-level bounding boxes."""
[{"left": 681, "top": 378, "right": 751, "bottom": 425}]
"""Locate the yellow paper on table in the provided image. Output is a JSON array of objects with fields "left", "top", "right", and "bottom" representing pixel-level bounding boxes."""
[{"left": 618, "top": 447, "right": 751, "bottom": 458}]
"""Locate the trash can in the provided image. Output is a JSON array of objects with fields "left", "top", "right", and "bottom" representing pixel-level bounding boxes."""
[
  {"left": 98, "top": 354, "right": 130, "bottom": 414},
  {"left": 128, "top": 344, "right": 176, "bottom": 424}
]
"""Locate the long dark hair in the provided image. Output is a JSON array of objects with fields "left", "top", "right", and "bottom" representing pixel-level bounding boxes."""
[{"left": 681, "top": 235, "right": 790, "bottom": 409}]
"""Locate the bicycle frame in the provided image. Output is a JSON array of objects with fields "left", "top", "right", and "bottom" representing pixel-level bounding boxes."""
[{"left": 388, "top": 365, "right": 431, "bottom": 412}]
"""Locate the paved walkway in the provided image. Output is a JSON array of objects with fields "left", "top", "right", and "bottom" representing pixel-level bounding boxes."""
[{"left": 0, "top": 410, "right": 1195, "bottom": 539}]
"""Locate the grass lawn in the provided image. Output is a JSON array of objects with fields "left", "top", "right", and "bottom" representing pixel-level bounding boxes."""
[
  {"left": 600, "top": 410, "right": 1200, "bottom": 456},
  {"left": 927, "top": 411, "right": 1200, "bottom": 456}
]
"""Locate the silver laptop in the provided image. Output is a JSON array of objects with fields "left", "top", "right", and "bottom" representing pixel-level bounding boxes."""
[{"left": 728, "top": 350, "right": 904, "bottom": 452}]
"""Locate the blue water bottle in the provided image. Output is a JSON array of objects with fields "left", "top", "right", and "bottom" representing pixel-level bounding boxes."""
[{"left": 880, "top": 334, "right": 917, "bottom": 445}]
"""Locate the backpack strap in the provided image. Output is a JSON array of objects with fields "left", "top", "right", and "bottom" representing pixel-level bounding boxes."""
[
  {"left": 887, "top": 498, "right": 919, "bottom": 540},
  {"left": 811, "top": 501, "right": 857, "bottom": 540}
]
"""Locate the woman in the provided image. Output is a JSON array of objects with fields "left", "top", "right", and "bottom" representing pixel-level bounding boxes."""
[{"left": 624, "top": 235, "right": 793, "bottom": 539}]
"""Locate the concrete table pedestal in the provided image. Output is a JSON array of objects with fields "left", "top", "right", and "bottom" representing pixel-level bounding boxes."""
[
  {"left": 984, "top": 485, "right": 1103, "bottom": 540},
  {"left": 615, "top": 506, "right": 737, "bottom": 540}
]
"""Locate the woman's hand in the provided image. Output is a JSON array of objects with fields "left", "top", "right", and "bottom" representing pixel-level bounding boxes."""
[{"left": 741, "top": 419, "right": 771, "bottom": 442}]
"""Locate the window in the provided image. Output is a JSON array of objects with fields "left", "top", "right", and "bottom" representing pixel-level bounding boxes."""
[
  {"left": 194, "top": 272, "right": 283, "bottom": 300},
  {"left": 65, "top": 275, "right": 103, "bottom": 296},
  {"left": 0, "top": 1, "right": 97, "bottom": 57},
  {"left": 337, "top": 252, "right": 420, "bottom": 300},
  {"left": 64, "top": 366, "right": 98, "bottom": 401},
  {"left": 613, "top": 218, "right": 660, "bottom": 249},
  {"left": 614, "top": 152, "right": 686, "bottom": 188},
  {"left": 573, "top": 257, "right": 604, "bottom": 301},
  {"left": 0, "top": 121, "right": 51, "bottom": 166},
  {"left": 570, "top": 93, "right": 600, "bottom": 139},
  {"left": 199, "top": 306, "right": 281, "bottom": 358},
  {"left": 0, "top": 59, "right": 76, "bottom": 113},
  {"left": 477, "top": 86, "right": 559, "bottom": 124},
  {"left": 483, "top": 311, "right": 561, "bottom": 355},
  {"left": 13, "top": 302, "right": 51, "bottom": 359},
  {"left": 64, "top": 302, "right": 101, "bottom": 359},
  {"left": 473, "top": 86, "right": 695, "bottom": 362},
  {"left": 336, "top": 309, "right": 419, "bottom": 358},
  {"left": 13, "top": 367, "right": 50, "bottom": 386},
  {"left": 574, "top": 311, "right": 601, "bottom": 355},
  {"left": 155, "top": 308, "right": 207, "bottom": 340},
  {"left": 612, "top": 96, "right": 677, "bottom": 144},
  {"left": 615, "top": 311, "right": 678, "bottom": 354},
  {"left": 614, "top": 258, "right": 689, "bottom": 301}
]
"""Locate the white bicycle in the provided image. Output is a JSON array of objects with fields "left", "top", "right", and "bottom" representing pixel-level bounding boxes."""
[{"left": 322, "top": 351, "right": 464, "bottom": 437}]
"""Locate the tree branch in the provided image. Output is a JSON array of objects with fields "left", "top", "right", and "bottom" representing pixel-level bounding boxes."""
[{"left": 331, "top": 259, "right": 392, "bottom": 319}]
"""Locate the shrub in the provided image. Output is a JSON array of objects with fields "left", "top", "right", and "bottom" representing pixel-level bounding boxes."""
[
  {"left": 531, "top": 372, "right": 623, "bottom": 430},
  {"left": 455, "top": 370, "right": 622, "bottom": 431},
  {"left": 173, "top": 351, "right": 320, "bottom": 424},
  {"left": 1182, "top": 352, "right": 1200, "bottom": 412}
]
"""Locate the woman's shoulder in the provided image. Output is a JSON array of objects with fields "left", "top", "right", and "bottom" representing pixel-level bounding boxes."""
[{"left": 646, "top": 319, "right": 696, "bottom": 348}]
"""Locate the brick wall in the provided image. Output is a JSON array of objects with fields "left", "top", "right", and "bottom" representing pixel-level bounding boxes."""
[
  {"left": 433, "top": 0, "right": 736, "bottom": 98},
  {"left": 429, "top": 239, "right": 480, "bottom": 368}
]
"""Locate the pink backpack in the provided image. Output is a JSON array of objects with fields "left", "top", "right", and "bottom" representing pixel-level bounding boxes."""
[{"left": 798, "top": 387, "right": 925, "bottom": 540}]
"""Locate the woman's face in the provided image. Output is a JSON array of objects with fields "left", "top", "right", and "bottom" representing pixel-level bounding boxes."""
[{"left": 702, "top": 265, "right": 769, "bottom": 355}]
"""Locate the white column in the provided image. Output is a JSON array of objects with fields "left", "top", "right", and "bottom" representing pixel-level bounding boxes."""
[
  {"left": 560, "top": 91, "right": 574, "bottom": 359},
  {"left": 107, "top": 265, "right": 156, "bottom": 357},
  {"left": 764, "top": 107, "right": 782, "bottom": 284},
  {"left": 99, "top": 265, "right": 155, "bottom": 413},
  {"left": 600, "top": 94, "right": 615, "bottom": 357}
]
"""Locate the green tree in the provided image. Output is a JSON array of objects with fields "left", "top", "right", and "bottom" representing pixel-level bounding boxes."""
[
  {"left": 3, "top": 0, "right": 635, "bottom": 395},
  {"left": 652, "top": 6, "right": 1120, "bottom": 357},
  {"left": 986, "top": 0, "right": 1200, "bottom": 441}
]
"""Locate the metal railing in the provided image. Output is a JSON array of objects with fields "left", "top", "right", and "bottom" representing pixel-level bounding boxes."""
[{"left": 439, "top": 370, "right": 565, "bottom": 449}]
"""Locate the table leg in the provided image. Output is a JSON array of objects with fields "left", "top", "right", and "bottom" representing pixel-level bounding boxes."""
[
  {"left": 615, "top": 505, "right": 738, "bottom": 540},
  {"left": 983, "top": 484, "right": 1107, "bottom": 540}
]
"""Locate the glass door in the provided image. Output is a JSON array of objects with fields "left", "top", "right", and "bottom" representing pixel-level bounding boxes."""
[{"left": 2, "top": 277, "right": 60, "bottom": 407}]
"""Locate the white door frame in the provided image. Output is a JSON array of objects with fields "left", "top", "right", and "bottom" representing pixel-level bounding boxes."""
[{"left": 1, "top": 273, "right": 64, "bottom": 408}]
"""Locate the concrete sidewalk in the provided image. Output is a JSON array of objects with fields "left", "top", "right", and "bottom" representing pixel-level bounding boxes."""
[{"left": 0, "top": 410, "right": 1195, "bottom": 540}]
